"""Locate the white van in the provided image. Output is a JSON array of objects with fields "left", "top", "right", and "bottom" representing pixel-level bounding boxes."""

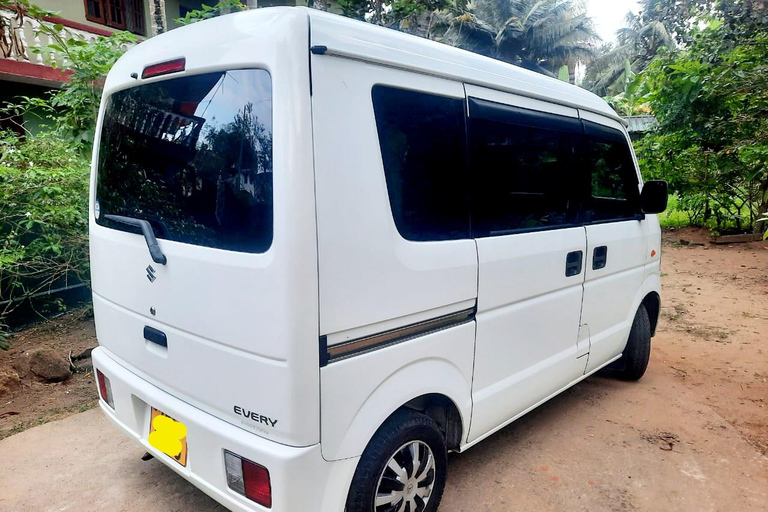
[{"left": 90, "top": 7, "right": 667, "bottom": 512}]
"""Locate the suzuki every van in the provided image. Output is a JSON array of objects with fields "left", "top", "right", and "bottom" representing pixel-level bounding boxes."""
[{"left": 90, "top": 7, "right": 668, "bottom": 512}]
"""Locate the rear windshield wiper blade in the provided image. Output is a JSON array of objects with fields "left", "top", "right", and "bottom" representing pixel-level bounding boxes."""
[{"left": 104, "top": 214, "right": 168, "bottom": 265}]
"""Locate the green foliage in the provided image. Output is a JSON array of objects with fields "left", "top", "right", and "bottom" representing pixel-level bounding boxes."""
[
  {"left": 0, "top": 131, "right": 90, "bottom": 327},
  {"left": 0, "top": 1, "right": 131, "bottom": 336},
  {"left": 31, "top": 30, "right": 137, "bottom": 144},
  {"left": 632, "top": 17, "right": 768, "bottom": 233},
  {"left": 175, "top": 0, "right": 247, "bottom": 26}
]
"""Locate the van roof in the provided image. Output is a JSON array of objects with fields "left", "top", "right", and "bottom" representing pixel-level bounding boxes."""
[
  {"left": 302, "top": 7, "right": 621, "bottom": 124},
  {"left": 110, "top": 7, "right": 620, "bottom": 125}
]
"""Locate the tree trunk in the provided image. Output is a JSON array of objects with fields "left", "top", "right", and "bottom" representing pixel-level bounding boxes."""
[{"left": 755, "top": 178, "right": 768, "bottom": 235}]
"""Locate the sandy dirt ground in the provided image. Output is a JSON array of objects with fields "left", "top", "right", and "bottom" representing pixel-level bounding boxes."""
[
  {"left": 0, "top": 228, "right": 766, "bottom": 512},
  {"left": 0, "top": 310, "right": 98, "bottom": 440}
]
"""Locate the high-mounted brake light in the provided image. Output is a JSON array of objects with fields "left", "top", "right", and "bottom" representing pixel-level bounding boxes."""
[
  {"left": 96, "top": 369, "right": 114, "bottom": 409},
  {"left": 224, "top": 450, "right": 272, "bottom": 508},
  {"left": 142, "top": 58, "right": 186, "bottom": 79}
]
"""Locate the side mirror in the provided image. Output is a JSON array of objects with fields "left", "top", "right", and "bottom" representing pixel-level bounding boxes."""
[{"left": 641, "top": 180, "right": 668, "bottom": 214}]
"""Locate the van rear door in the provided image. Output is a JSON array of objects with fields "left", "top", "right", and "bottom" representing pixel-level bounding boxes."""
[{"left": 89, "top": 10, "right": 318, "bottom": 447}]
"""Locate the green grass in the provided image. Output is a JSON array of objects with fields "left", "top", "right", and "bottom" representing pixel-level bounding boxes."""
[
  {"left": 658, "top": 195, "right": 692, "bottom": 228},
  {"left": 657, "top": 194, "right": 758, "bottom": 232}
]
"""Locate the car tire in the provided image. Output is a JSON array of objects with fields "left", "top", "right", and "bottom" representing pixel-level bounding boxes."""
[
  {"left": 346, "top": 408, "right": 447, "bottom": 512},
  {"left": 611, "top": 304, "right": 652, "bottom": 381}
]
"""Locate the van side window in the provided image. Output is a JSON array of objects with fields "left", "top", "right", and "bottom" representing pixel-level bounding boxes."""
[
  {"left": 582, "top": 121, "right": 640, "bottom": 222},
  {"left": 468, "top": 98, "right": 581, "bottom": 237},
  {"left": 371, "top": 85, "right": 470, "bottom": 241}
]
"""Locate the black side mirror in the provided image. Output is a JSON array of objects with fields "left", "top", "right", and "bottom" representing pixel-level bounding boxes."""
[{"left": 641, "top": 180, "right": 668, "bottom": 214}]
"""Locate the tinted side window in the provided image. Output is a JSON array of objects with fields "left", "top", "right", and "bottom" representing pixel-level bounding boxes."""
[
  {"left": 371, "top": 85, "right": 470, "bottom": 241},
  {"left": 582, "top": 122, "right": 640, "bottom": 222},
  {"left": 469, "top": 99, "right": 580, "bottom": 237}
]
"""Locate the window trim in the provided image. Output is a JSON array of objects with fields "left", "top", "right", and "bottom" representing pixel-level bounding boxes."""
[
  {"left": 84, "top": 0, "right": 107, "bottom": 25},
  {"left": 468, "top": 97, "right": 583, "bottom": 134}
]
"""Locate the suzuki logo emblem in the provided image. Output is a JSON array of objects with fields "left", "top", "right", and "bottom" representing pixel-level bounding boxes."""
[{"left": 146, "top": 265, "right": 157, "bottom": 283}]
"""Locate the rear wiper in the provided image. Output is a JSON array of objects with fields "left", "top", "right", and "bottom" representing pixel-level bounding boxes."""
[{"left": 104, "top": 214, "right": 168, "bottom": 265}]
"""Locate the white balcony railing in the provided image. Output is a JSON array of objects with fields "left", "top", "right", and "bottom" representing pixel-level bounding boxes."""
[{"left": 1, "top": 8, "right": 108, "bottom": 70}]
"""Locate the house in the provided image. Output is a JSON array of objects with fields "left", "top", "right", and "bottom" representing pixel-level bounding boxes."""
[{"left": 0, "top": 0, "right": 317, "bottom": 132}]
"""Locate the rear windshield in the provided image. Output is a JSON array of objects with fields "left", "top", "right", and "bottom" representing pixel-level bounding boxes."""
[{"left": 95, "top": 69, "right": 273, "bottom": 253}]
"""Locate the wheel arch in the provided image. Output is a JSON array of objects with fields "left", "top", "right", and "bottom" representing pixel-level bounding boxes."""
[
  {"left": 641, "top": 291, "right": 661, "bottom": 337},
  {"left": 400, "top": 393, "right": 464, "bottom": 451},
  {"left": 321, "top": 354, "right": 473, "bottom": 461}
]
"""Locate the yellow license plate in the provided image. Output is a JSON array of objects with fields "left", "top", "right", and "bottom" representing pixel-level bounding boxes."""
[{"left": 149, "top": 408, "right": 188, "bottom": 467}]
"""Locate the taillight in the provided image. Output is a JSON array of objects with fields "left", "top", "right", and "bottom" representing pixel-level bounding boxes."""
[
  {"left": 142, "top": 58, "right": 186, "bottom": 79},
  {"left": 224, "top": 450, "right": 272, "bottom": 508},
  {"left": 96, "top": 369, "right": 114, "bottom": 409}
]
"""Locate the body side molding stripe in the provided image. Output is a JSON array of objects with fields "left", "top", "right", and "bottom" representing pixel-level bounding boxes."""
[{"left": 320, "top": 307, "right": 476, "bottom": 366}]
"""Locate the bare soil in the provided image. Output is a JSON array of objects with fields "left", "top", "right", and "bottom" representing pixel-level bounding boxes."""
[
  {"left": 0, "top": 309, "right": 98, "bottom": 440},
  {"left": 0, "top": 227, "right": 766, "bottom": 512},
  {"left": 656, "top": 226, "right": 768, "bottom": 455}
]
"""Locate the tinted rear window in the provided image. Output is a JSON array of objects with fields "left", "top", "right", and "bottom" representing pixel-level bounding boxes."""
[{"left": 95, "top": 69, "right": 273, "bottom": 253}]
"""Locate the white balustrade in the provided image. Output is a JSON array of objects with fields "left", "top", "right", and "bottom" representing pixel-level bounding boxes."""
[{"left": 1, "top": 9, "right": 129, "bottom": 70}]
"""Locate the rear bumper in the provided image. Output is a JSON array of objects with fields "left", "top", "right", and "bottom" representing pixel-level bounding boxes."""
[{"left": 92, "top": 347, "right": 358, "bottom": 512}]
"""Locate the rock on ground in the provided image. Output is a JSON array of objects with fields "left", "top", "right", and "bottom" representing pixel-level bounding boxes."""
[
  {"left": 28, "top": 348, "right": 71, "bottom": 382},
  {"left": 0, "top": 369, "right": 21, "bottom": 396}
]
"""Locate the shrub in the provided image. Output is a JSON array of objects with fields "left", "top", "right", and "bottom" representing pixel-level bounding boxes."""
[{"left": 0, "top": 131, "right": 90, "bottom": 326}]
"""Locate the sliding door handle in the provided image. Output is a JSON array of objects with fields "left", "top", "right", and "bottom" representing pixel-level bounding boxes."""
[
  {"left": 565, "top": 250, "right": 583, "bottom": 277},
  {"left": 593, "top": 246, "right": 608, "bottom": 270}
]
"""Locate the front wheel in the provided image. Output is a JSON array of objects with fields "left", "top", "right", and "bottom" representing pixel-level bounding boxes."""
[
  {"left": 611, "top": 304, "right": 652, "bottom": 381},
  {"left": 346, "top": 408, "right": 447, "bottom": 512}
]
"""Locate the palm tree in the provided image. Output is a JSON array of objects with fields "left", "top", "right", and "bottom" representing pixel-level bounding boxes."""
[
  {"left": 437, "top": 0, "right": 599, "bottom": 78},
  {"left": 584, "top": 8, "right": 674, "bottom": 96}
]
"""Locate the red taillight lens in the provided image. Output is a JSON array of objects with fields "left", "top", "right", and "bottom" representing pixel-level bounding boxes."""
[
  {"left": 243, "top": 459, "right": 272, "bottom": 507},
  {"left": 224, "top": 450, "right": 272, "bottom": 508},
  {"left": 142, "top": 58, "right": 186, "bottom": 79},
  {"left": 96, "top": 369, "right": 114, "bottom": 409}
]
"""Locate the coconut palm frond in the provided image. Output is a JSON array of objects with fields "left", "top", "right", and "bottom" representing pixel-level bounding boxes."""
[
  {"left": 542, "top": 44, "right": 596, "bottom": 65},
  {"left": 438, "top": 0, "right": 599, "bottom": 75},
  {"left": 639, "top": 20, "right": 674, "bottom": 49},
  {"left": 527, "top": 13, "right": 597, "bottom": 49}
]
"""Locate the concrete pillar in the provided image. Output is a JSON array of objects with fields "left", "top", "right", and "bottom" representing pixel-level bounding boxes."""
[{"left": 149, "top": 0, "right": 167, "bottom": 36}]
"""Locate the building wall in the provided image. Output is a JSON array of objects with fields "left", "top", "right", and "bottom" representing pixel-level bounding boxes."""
[{"left": 34, "top": 0, "right": 152, "bottom": 36}]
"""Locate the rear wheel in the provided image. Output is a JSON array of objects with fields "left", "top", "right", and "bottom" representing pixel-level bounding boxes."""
[
  {"left": 611, "top": 304, "right": 652, "bottom": 381},
  {"left": 346, "top": 408, "right": 447, "bottom": 512}
]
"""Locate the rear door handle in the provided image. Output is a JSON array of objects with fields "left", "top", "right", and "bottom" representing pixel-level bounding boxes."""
[
  {"left": 565, "top": 250, "right": 583, "bottom": 277},
  {"left": 593, "top": 246, "right": 608, "bottom": 270},
  {"left": 144, "top": 326, "right": 167, "bottom": 348}
]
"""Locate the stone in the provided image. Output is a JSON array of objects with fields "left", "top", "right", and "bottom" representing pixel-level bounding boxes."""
[
  {"left": 29, "top": 349, "right": 71, "bottom": 382},
  {"left": 0, "top": 369, "right": 21, "bottom": 396}
]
